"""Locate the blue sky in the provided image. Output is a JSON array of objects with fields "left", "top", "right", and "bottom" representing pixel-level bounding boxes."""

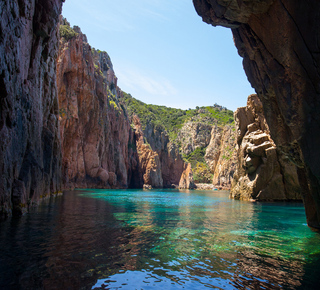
[{"left": 62, "top": 0, "right": 255, "bottom": 111}]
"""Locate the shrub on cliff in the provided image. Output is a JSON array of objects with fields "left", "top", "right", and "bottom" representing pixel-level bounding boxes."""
[
  {"left": 193, "top": 162, "right": 213, "bottom": 183},
  {"left": 59, "top": 25, "right": 78, "bottom": 40}
]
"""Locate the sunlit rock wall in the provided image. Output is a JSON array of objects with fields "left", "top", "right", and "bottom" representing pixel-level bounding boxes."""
[{"left": 193, "top": 0, "right": 320, "bottom": 228}]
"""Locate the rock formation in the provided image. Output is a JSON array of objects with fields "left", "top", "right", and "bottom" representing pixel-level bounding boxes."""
[
  {"left": 132, "top": 116, "right": 163, "bottom": 188},
  {"left": 143, "top": 122, "right": 195, "bottom": 188},
  {"left": 210, "top": 126, "right": 237, "bottom": 189},
  {"left": 230, "top": 95, "right": 301, "bottom": 200},
  {"left": 57, "top": 19, "right": 193, "bottom": 190},
  {"left": 0, "top": 0, "right": 63, "bottom": 217},
  {"left": 193, "top": 0, "right": 320, "bottom": 228},
  {"left": 178, "top": 120, "right": 212, "bottom": 155},
  {"left": 57, "top": 19, "right": 138, "bottom": 189}
]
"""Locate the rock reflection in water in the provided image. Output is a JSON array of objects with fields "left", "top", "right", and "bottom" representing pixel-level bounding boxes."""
[{"left": 0, "top": 189, "right": 320, "bottom": 289}]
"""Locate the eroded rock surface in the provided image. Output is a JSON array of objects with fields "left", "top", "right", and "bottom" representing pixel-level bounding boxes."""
[
  {"left": 178, "top": 120, "right": 212, "bottom": 155},
  {"left": 57, "top": 20, "right": 138, "bottom": 189},
  {"left": 211, "top": 126, "right": 237, "bottom": 190},
  {"left": 193, "top": 0, "right": 320, "bottom": 227},
  {"left": 0, "top": 0, "right": 63, "bottom": 217},
  {"left": 230, "top": 95, "right": 301, "bottom": 201},
  {"left": 132, "top": 116, "right": 163, "bottom": 188},
  {"left": 143, "top": 122, "right": 195, "bottom": 188}
]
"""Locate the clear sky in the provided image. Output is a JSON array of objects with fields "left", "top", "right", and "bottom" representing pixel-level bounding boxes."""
[{"left": 62, "top": 0, "right": 255, "bottom": 111}]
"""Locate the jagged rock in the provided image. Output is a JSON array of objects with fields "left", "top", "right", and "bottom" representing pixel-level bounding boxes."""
[
  {"left": 178, "top": 121, "right": 212, "bottom": 155},
  {"left": 143, "top": 121, "right": 195, "bottom": 189},
  {"left": 133, "top": 116, "right": 195, "bottom": 189},
  {"left": 230, "top": 95, "right": 301, "bottom": 201},
  {"left": 193, "top": 0, "right": 320, "bottom": 228},
  {"left": 179, "top": 163, "right": 195, "bottom": 189},
  {"left": 57, "top": 20, "right": 137, "bottom": 189},
  {"left": 211, "top": 126, "right": 237, "bottom": 189},
  {"left": 132, "top": 116, "right": 163, "bottom": 188},
  {"left": 204, "top": 126, "right": 223, "bottom": 172},
  {"left": 0, "top": 0, "right": 63, "bottom": 218}
]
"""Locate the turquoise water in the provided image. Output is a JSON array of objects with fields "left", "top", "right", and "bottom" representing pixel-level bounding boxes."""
[{"left": 1, "top": 189, "right": 320, "bottom": 289}]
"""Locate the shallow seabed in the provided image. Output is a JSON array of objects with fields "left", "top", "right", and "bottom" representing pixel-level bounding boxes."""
[{"left": 1, "top": 189, "right": 320, "bottom": 289}]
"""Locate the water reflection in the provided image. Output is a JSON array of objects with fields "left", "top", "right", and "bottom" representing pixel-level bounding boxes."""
[{"left": 0, "top": 189, "right": 320, "bottom": 289}]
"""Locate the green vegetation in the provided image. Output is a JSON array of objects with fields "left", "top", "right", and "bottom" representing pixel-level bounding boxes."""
[
  {"left": 59, "top": 24, "right": 78, "bottom": 40},
  {"left": 182, "top": 147, "right": 213, "bottom": 183},
  {"left": 121, "top": 92, "right": 234, "bottom": 142},
  {"left": 182, "top": 147, "right": 206, "bottom": 168},
  {"left": 121, "top": 92, "right": 234, "bottom": 184}
]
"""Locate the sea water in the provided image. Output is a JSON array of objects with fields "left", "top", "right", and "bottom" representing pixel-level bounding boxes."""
[{"left": 0, "top": 189, "right": 320, "bottom": 289}]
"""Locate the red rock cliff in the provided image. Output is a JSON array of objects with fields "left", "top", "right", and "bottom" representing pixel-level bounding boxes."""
[
  {"left": 133, "top": 116, "right": 195, "bottom": 189},
  {"left": 57, "top": 20, "right": 138, "bottom": 189},
  {"left": 193, "top": 0, "right": 320, "bottom": 228},
  {"left": 0, "top": 0, "right": 63, "bottom": 217},
  {"left": 143, "top": 122, "right": 195, "bottom": 188}
]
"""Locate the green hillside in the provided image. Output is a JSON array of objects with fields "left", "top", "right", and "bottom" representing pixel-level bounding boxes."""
[
  {"left": 120, "top": 92, "right": 234, "bottom": 184},
  {"left": 121, "top": 92, "right": 234, "bottom": 142}
]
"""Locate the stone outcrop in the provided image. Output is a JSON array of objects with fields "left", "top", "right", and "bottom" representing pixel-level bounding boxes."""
[
  {"left": 178, "top": 119, "right": 212, "bottom": 155},
  {"left": 193, "top": 0, "right": 320, "bottom": 228},
  {"left": 211, "top": 126, "right": 237, "bottom": 190},
  {"left": 230, "top": 94, "right": 301, "bottom": 201},
  {"left": 204, "top": 126, "right": 223, "bottom": 173},
  {"left": 57, "top": 20, "right": 138, "bottom": 189},
  {"left": 132, "top": 116, "right": 163, "bottom": 188},
  {"left": 143, "top": 122, "right": 195, "bottom": 188},
  {"left": 0, "top": 0, "right": 63, "bottom": 217},
  {"left": 178, "top": 163, "right": 195, "bottom": 189}
]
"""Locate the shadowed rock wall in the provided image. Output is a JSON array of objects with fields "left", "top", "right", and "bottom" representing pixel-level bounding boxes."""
[
  {"left": 0, "top": 0, "right": 64, "bottom": 217},
  {"left": 193, "top": 0, "right": 320, "bottom": 228}
]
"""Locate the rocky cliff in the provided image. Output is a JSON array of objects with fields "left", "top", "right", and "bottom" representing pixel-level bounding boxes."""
[
  {"left": 0, "top": 0, "right": 63, "bottom": 217},
  {"left": 57, "top": 19, "right": 139, "bottom": 189},
  {"left": 143, "top": 122, "right": 195, "bottom": 188},
  {"left": 57, "top": 19, "right": 194, "bottom": 190},
  {"left": 132, "top": 116, "right": 163, "bottom": 188},
  {"left": 209, "top": 126, "right": 237, "bottom": 189},
  {"left": 193, "top": 0, "right": 320, "bottom": 228},
  {"left": 230, "top": 95, "right": 301, "bottom": 201}
]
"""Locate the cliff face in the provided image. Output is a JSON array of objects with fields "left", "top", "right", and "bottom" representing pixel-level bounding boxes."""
[
  {"left": 143, "top": 122, "right": 195, "bottom": 188},
  {"left": 0, "top": 0, "right": 63, "bottom": 217},
  {"left": 132, "top": 116, "right": 163, "bottom": 188},
  {"left": 193, "top": 0, "right": 320, "bottom": 228},
  {"left": 56, "top": 20, "right": 193, "bottom": 190},
  {"left": 230, "top": 95, "right": 301, "bottom": 201},
  {"left": 178, "top": 120, "right": 212, "bottom": 155},
  {"left": 210, "top": 126, "right": 237, "bottom": 189},
  {"left": 57, "top": 21, "right": 138, "bottom": 189}
]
